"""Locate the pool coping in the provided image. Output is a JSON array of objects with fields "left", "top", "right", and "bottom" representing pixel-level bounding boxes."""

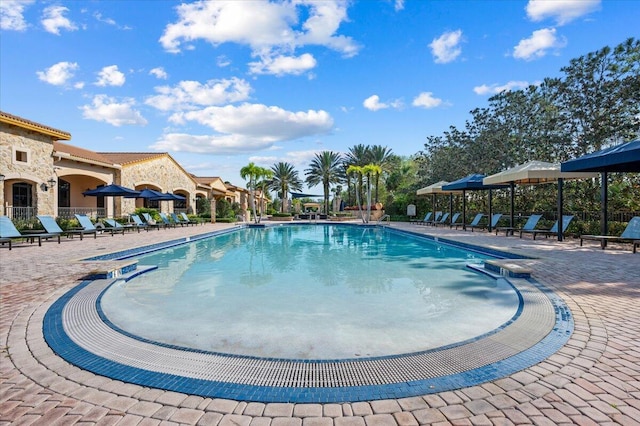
[{"left": 42, "top": 224, "right": 573, "bottom": 403}]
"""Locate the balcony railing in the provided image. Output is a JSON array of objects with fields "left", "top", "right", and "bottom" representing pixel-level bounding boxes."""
[{"left": 4, "top": 206, "right": 35, "bottom": 221}]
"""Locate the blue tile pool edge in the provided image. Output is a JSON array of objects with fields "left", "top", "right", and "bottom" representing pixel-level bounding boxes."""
[
  {"left": 43, "top": 275, "right": 572, "bottom": 403},
  {"left": 42, "top": 224, "right": 572, "bottom": 403}
]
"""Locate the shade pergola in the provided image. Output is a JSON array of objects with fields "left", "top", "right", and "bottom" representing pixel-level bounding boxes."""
[
  {"left": 416, "top": 181, "right": 462, "bottom": 223},
  {"left": 442, "top": 174, "right": 509, "bottom": 231},
  {"left": 561, "top": 140, "right": 640, "bottom": 236},
  {"left": 484, "top": 161, "right": 597, "bottom": 240}
]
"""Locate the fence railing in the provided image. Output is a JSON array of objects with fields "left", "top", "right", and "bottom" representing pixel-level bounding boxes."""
[
  {"left": 4, "top": 206, "right": 36, "bottom": 221},
  {"left": 57, "top": 207, "right": 106, "bottom": 219}
]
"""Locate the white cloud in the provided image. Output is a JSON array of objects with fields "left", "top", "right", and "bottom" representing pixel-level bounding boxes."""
[
  {"left": 81, "top": 95, "right": 147, "bottom": 127},
  {"left": 1, "top": 0, "right": 34, "bottom": 31},
  {"left": 473, "top": 80, "right": 535, "bottom": 95},
  {"left": 412, "top": 92, "right": 443, "bottom": 109},
  {"left": 41, "top": 5, "right": 77, "bottom": 35},
  {"left": 95, "top": 65, "right": 126, "bottom": 86},
  {"left": 217, "top": 55, "right": 231, "bottom": 67},
  {"left": 152, "top": 103, "right": 333, "bottom": 154},
  {"left": 36, "top": 61, "right": 78, "bottom": 86},
  {"left": 394, "top": 0, "right": 405, "bottom": 12},
  {"left": 513, "top": 28, "right": 566, "bottom": 61},
  {"left": 526, "top": 0, "right": 600, "bottom": 25},
  {"left": 149, "top": 67, "right": 168, "bottom": 80},
  {"left": 363, "top": 95, "right": 388, "bottom": 111},
  {"left": 159, "top": 1, "right": 358, "bottom": 75},
  {"left": 429, "top": 29, "right": 463, "bottom": 64},
  {"left": 145, "top": 78, "right": 252, "bottom": 111},
  {"left": 363, "top": 95, "right": 403, "bottom": 111},
  {"left": 250, "top": 149, "right": 320, "bottom": 169},
  {"left": 249, "top": 53, "right": 317, "bottom": 76}
]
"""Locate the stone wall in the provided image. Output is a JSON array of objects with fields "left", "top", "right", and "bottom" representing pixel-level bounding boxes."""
[
  {"left": 0, "top": 123, "right": 57, "bottom": 216},
  {"left": 119, "top": 155, "right": 197, "bottom": 215}
]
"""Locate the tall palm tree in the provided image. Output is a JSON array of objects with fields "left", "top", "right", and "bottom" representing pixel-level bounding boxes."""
[
  {"left": 305, "top": 151, "right": 344, "bottom": 214},
  {"left": 240, "top": 162, "right": 262, "bottom": 223},
  {"left": 368, "top": 145, "right": 394, "bottom": 203},
  {"left": 255, "top": 167, "right": 273, "bottom": 218},
  {"left": 269, "top": 162, "right": 303, "bottom": 213},
  {"left": 345, "top": 144, "right": 369, "bottom": 206}
]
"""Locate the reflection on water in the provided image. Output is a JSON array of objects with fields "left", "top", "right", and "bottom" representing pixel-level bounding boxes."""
[{"left": 101, "top": 225, "right": 519, "bottom": 359}]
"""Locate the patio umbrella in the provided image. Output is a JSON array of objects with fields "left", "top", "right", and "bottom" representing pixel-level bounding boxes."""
[
  {"left": 442, "top": 174, "right": 509, "bottom": 231},
  {"left": 483, "top": 161, "right": 597, "bottom": 240},
  {"left": 561, "top": 140, "right": 640, "bottom": 235},
  {"left": 416, "top": 181, "right": 462, "bottom": 223},
  {"left": 124, "top": 188, "right": 166, "bottom": 199},
  {"left": 82, "top": 184, "right": 140, "bottom": 197},
  {"left": 82, "top": 184, "right": 140, "bottom": 217}
]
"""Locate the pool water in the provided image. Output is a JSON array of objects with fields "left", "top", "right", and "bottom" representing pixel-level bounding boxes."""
[{"left": 100, "top": 225, "right": 520, "bottom": 360}]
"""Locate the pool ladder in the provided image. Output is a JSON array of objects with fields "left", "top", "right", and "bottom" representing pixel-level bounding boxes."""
[{"left": 377, "top": 214, "right": 391, "bottom": 226}]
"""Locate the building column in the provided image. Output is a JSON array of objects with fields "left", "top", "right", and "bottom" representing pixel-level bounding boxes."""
[{"left": 210, "top": 198, "right": 216, "bottom": 223}]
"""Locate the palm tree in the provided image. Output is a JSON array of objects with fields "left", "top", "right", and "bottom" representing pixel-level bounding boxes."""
[
  {"left": 270, "top": 162, "right": 303, "bottom": 213},
  {"left": 345, "top": 144, "right": 369, "bottom": 206},
  {"left": 255, "top": 167, "right": 273, "bottom": 218},
  {"left": 240, "top": 162, "right": 262, "bottom": 223},
  {"left": 368, "top": 145, "right": 394, "bottom": 203},
  {"left": 347, "top": 163, "right": 381, "bottom": 223},
  {"left": 305, "top": 151, "right": 344, "bottom": 214}
]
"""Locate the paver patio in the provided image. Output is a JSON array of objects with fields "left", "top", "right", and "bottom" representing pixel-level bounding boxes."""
[{"left": 1, "top": 221, "right": 639, "bottom": 425}]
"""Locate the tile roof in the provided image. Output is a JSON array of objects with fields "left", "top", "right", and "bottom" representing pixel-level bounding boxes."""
[
  {"left": 53, "top": 141, "right": 117, "bottom": 167},
  {"left": 0, "top": 111, "right": 71, "bottom": 140},
  {"left": 98, "top": 152, "right": 168, "bottom": 165}
]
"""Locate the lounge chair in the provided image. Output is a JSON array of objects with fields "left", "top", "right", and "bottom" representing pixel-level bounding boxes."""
[
  {"left": 420, "top": 211, "right": 442, "bottom": 226},
  {"left": 456, "top": 213, "right": 483, "bottom": 230},
  {"left": 180, "top": 212, "right": 201, "bottom": 225},
  {"left": 495, "top": 214, "right": 543, "bottom": 236},
  {"left": 75, "top": 214, "right": 114, "bottom": 236},
  {"left": 0, "top": 216, "right": 60, "bottom": 249},
  {"left": 432, "top": 212, "right": 450, "bottom": 226},
  {"left": 38, "top": 215, "right": 96, "bottom": 240},
  {"left": 131, "top": 214, "right": 161, "bottom": 231},
  {"left": 103, "top": 219, "right": 132, "bottom": 234},
  {"left": 520, "top": 215, "right": 574, "bottom": 240},
  {"left": 411, "top": 212, "right": 432, "bottom": 225},
  {"left": 580, "top": 216, "right": 640, "bottom": 252},
  {"left": 142, "top": 212, "right": 167, "bottom": 229},
  {"left": 469, "top": 214, "right": 503, "bottom": 232},
  {"left": 170, "top": 212, "right": 190, "bottom": 227},
  {"left": 159, "top": 212, "right": 177, "bottom": 228},
  {"left": 447, "top": 212, "right": 462, "bottom": 228}
]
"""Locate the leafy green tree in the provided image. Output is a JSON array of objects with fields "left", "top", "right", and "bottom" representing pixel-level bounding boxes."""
[
  {"left": 270, "top": 162, "right": 303, "bottom": 213},
  {"left": 345, "top": 144, "right": 369, "bottom": 205},
  {"left": 305, "top": 151, "right": 344, "bottom": 213}
]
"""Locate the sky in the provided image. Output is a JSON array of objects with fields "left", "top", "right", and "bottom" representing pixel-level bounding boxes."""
[{"left": 1, "top": 0, "right": 637, "bottom": 191}]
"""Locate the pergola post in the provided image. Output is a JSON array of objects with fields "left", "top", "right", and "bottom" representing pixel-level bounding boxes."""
[
  {"left": 601, "top": 172, "right": 608, "bottom": 236},
  {"left": 557, "top": 178, "right": 564, "bottom": 241}
]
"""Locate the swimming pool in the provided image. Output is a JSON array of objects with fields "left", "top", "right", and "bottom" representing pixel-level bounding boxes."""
[
  {"left": 100, "top": 225, "right": 519, "bottom": 359},
  {"left": 44, "top": 223, "right": 573, "bottom": 402}
]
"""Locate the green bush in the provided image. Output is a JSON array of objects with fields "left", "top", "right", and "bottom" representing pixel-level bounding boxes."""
[
  {"left": 215, "top": 217, "right": 236, "bottom": 223},
  {"left": 134, "top": 207, "right": 160, "bottom": 221},
  {"left": 272, "top": 212, "right": 292, "bottom": 217}
]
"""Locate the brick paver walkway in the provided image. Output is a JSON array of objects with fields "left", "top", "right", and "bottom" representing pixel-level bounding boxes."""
[{"left": 1, "top": 222, "right": 639, "bottom": 425}]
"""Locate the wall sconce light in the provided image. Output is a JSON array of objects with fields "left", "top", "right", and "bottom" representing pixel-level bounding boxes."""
[
  {"left": 0, "top": 174, "right": 5, "bottom": 182},
  {"left": 41, "top": 177, "right": 57, "bottom": 192}
]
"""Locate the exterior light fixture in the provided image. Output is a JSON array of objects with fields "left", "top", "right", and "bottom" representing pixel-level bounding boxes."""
[{"left": 41, "top": 178, "right": 57, "bottom": 192}]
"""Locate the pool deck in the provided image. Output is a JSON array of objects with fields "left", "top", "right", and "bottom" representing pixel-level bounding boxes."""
[{"left": 1, "top": 221, "right": 639, "bottom": 425}]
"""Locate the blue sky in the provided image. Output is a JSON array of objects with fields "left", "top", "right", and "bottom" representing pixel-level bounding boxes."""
[{"left": 1, "top": 0, "right": 637, "bottom": 190}]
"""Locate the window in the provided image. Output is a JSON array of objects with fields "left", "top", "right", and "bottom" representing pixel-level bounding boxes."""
[
  {"left": 96, "top": 185, "right": 105, "bottom": 208},
  {"left": 12, "top": 183, "right": 32, "bottom": 207},
  {"left": 58, "top": 179, "right": 70, "bottom": 208},
  {"left": 12, "top": 148, "right": 30, "bottom": 164}
]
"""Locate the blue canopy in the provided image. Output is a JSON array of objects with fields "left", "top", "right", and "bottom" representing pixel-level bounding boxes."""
[
  {"left": 83, "top": 184, "right": 140, "bottom": 197},
  {"left": 442, "top": 174, "right": 509, "bottom": 191},
  {"left": 124, "top": 188, "right": 165, "bottom": 199},
  {"left": 561, "top": 140, "right": 640, "bottom": 173}
]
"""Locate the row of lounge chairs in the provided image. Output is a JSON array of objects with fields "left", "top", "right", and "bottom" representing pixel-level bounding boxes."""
[
  {"left": 412, "top": 212, "right": 640, "bottom": 252},
  {"left": 0, "top": 212, "right": 201, "bottom": 250}
]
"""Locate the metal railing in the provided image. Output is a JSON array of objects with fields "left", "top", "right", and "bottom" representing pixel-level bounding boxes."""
[
  {"left": 377, "top": 214, "right": 391, "bottom": 225},
  {"left": 4, "top": 206, "right": 35, "bottom": 221},
  {"left": 57, "top": 207, "right": 106, "bottom": 219}
]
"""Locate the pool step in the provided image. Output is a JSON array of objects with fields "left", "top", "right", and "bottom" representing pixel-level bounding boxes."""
[
  {"left": 484, "top": 259, "right": 533, "bottom": 278},
  {"left": 83, "top": 260, "right": 139, "bottom": 280}
]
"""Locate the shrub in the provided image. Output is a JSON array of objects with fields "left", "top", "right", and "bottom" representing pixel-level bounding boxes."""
[{"left": 272, "top": 212, "right": 292, "bottom": 217}]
